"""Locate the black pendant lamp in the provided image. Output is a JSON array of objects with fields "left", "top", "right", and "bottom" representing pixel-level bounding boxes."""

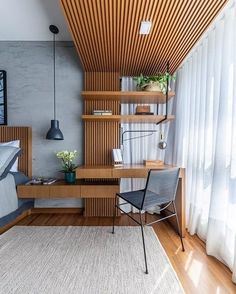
[{"left": 46, "top": 25, "right": 64, "bottom": 140}]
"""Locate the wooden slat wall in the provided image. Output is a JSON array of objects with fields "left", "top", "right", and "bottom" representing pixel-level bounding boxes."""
[
  {"left": 84, "top": 72, "right": 120, "bottom": 91},
  {"left": 84, "top": 72, "right": 120, "bottom": 216},
  {"left": 85, "top": 122, "right": 119, "bottom": 165},
  {"left": 60, "top": 0, "right": 228, "bottom": 74},
  {"left": 0, "top": 127, "right": 32, "bottom": 177},
  {"left": 84, "top": 198, "right": 120, "bottom": 217},
  {"left": 84, "top": 72, "right": 120, "bottom": 166}
]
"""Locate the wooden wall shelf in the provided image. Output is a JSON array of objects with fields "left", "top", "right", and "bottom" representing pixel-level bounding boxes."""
[
  {"left": 82, "top": 115, "right": 175, "bottom": 123},
  {"left": 80, "top": 72, "right": 177, "bottom": 217},
  {"left": 17, "top": 180, "right": 119, "bottom": 199},
  {"left": 81, "top": 91, "right": 175, "bottom": 104},
  {"left": 82, "top": 115, "right": 120, "bottom": 121}
]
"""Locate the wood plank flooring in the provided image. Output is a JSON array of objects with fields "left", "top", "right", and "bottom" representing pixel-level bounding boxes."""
[{"left": 16, "top": 212, "right": 236, "bottom": 294}]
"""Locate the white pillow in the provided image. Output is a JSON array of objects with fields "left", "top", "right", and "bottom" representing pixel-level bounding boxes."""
[
  {"left": 0, "top": 146, "right": 21, "bottom": 180},
  {"left": 0, "top": 140, "right": 20, "bottom": 172}
]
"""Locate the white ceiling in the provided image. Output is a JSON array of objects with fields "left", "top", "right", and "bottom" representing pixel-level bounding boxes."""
[{"left": 0, "top": 0, "right": 72, "bottom": 41}]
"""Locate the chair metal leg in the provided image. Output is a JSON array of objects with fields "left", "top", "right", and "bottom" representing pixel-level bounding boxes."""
[
  {"left": 139, "top": 211, "right": 148, "bottom": 274},
  {"left": 112, "top": 196, "right": 117, "bottom": 234},
  {"left": 173, "top": 202, "right": 185, "bottom": 251}
]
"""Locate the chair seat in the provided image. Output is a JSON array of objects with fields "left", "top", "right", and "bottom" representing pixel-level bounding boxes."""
[{"left": 117, "top": 190, "right": 170, "bottom": 210}]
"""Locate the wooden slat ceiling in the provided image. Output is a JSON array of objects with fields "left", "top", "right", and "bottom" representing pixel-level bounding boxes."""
[{"left": 60, "top": 0, "right": 228, "bottom": 75}]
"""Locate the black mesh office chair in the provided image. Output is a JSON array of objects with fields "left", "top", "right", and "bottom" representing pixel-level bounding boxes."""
[{"left": 112, "top": 168, "right": 185, "bottom": 274}]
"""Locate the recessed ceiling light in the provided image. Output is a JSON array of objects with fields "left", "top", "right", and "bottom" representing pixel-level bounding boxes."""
[{"left": 139, "top": 21, "right": 152, "bottom": 35}]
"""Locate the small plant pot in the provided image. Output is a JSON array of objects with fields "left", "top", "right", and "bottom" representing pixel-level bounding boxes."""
[
  {"left": 142, "top": 81, "right": 162, "bottom": 92},
  {"left": 64, "top": 171, "right": 76, "bottom": 184}
]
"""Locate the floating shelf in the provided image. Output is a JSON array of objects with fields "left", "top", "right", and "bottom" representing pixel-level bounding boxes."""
[
  {"left": 82, "top": 115, "right": 175, "bottom": 123},
  {"left": 121, "top": 115, "right": 175, "bottom": 123},
  {"left": 81, "top": 91, "right": 175, "bottom": 104}
]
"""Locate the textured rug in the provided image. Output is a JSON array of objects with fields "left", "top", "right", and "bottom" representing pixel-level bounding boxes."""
[{"left": 0, "top": 226, "right": 184, "bottom": 294}]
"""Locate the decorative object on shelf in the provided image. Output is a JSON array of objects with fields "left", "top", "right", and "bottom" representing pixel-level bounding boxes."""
[
  {"left": 46, "top": 25, "right": 64, "bottom": 140},
  {"left": 133, "top": 73, "right": 175, "bottom": 94},
  {"left": 56, "top": 150, "right": 78, "bottom": 183},
  {"left": 158, "top": 132, "right": 167, "bottom": 149},
  {"left": 112, "top": 149, "right": 123, "bottom": 166},
  {"left": 0, "top": 70, "right": 7, "bottom": 125},
  {"left": 135, "top": 105, "right": 154, "bottom": 115},
  {"left": 64, "top": 171, "right": 76, "bottom": 184}
]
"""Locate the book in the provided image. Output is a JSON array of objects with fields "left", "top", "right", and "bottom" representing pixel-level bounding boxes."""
[
  {"left": 93, "top": 110, "right": 112, "bottom": 115},
  {"left": 93, "top": 110, "right": 112, "bottom": 113},
  {"left": 42, "top": 178, "right": 57, "bottom": 185},
  {"left": 93, "top": 112, "right": 112, "bottom": 115},
  {"left": 26, "top": 178, "right": 57, "bottom": 185},
  {"left": 135, "top": 112, "right": 154, "bottom": 115}
]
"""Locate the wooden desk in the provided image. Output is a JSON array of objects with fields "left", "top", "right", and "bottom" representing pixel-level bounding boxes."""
[
  {"left": 76, "top": 165, "right": 185, "bottom": 236},
  {"left": 77, "top": 164, "right": 184, "bottom": 178}
]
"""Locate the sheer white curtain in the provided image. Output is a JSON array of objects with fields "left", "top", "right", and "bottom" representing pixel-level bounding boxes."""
[
  {"left": 120, "top": 77, "right": 172, "bottom": 212},
  {"left": 165, "top": 0, "right": 236, "bottom": 283}
]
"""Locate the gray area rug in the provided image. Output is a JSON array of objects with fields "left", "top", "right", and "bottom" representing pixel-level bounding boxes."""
[{"left": 0, "top": 226, "right": 184, "bottom": 294}]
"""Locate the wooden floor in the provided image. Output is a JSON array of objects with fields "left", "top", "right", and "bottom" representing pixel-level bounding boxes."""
[{"left": 15, "top": 212, "right": 236, "bottom": 294}]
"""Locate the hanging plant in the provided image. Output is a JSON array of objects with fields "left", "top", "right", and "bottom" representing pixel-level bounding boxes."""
[{"left": 133, "top": 73, "right": 175, "bottom": 93}]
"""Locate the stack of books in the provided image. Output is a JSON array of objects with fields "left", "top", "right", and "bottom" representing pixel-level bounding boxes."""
[
  {"left": 93, "top": 110, "right": 112, "bottom": 115},
  {"left": 26, "top": 178, "right": 57, "bottom": 185}
]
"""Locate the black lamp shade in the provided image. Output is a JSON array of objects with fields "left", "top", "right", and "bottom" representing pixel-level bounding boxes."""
[{"left": 46, "top": 120, "right": 64, "bottom": 140}]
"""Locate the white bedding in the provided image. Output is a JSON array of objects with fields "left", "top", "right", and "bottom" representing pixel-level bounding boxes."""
[{"left": 0, "top": 173, "right": 18, "bottom": 218}]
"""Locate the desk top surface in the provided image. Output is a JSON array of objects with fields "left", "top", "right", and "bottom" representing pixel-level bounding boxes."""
[
  {"left": 77, "top": 164, "right": 175, "bottom": 170},
  {"left": 76, "top": 164, "right": 184, "bottom": 178}
]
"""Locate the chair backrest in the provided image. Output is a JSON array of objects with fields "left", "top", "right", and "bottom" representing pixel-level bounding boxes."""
[{"left": 142, "top": 168, "right": 180, "bottom": 209}]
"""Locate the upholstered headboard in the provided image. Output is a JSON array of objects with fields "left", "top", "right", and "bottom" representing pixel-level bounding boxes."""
[{"left": 0, "top": 126, "right": 32, "bottom": 177}]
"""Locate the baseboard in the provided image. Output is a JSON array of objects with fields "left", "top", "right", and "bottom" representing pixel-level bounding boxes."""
[
  {"left": 31, "top": 208, "right": 84, "bottom": 214},
  {"left": 0, "top": 209, "right": 32, "bottom": 235}
]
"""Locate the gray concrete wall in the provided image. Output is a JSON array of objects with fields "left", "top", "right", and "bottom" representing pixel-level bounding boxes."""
[{"left": 0, "top": 41, "right": 84, "bottom": 207}]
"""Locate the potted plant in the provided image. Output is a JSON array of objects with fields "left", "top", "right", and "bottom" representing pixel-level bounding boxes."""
[
  {"left": 56, "top": 150, "right": 78, "bottom": 183},
  {"left": 133, "top": 73, "right": 175, "bottom": 93}
]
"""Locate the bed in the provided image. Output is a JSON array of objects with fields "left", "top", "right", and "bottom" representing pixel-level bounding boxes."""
[{"left": 0, "top": 126, "right": 33, "bottom": 232}]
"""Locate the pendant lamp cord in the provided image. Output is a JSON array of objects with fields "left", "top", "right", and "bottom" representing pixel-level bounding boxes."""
[{"left": 53, "top": 33, "right": 56, "bottom": 120}]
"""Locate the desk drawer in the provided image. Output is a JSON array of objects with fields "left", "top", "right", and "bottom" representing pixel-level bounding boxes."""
[
  {"left": 50, "top": 185, "right": 81, "bottom": 198},
  {"left": 17, "top": 185, "right": 50, "bottom": 198}
]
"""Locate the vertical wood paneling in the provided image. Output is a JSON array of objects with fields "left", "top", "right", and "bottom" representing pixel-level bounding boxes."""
[
  {"left": 83, "top": 72, "right": 120, "bottom": 216},
  {"left": 84, "top": 72, "right": 120, "bottom": 166},
  {"left": 84, "top": 72, "right": 120, "bottom": 91},
  {"left": 0, "top": 127, "right": 32, "bottom": 177},
  {"left": 84, "top": 198, "right": 121, "bottom": 217},
  {"left": 85, "top": 122, "right": 119, "bottom": 165},
  {"left": 60, "top": 0, "right": 228, "bottom": 74}
]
